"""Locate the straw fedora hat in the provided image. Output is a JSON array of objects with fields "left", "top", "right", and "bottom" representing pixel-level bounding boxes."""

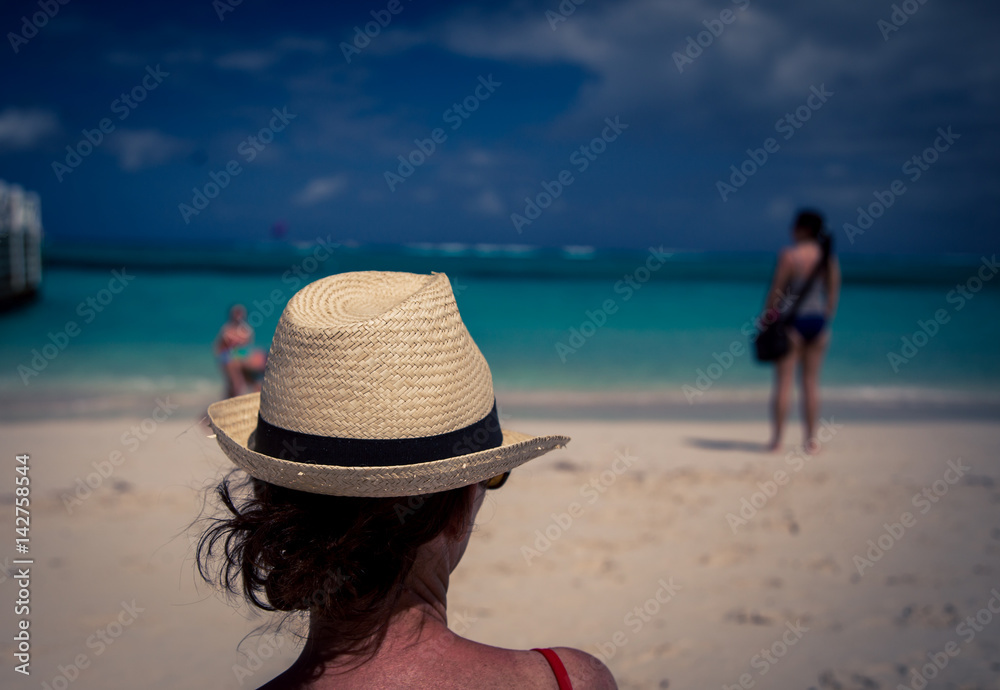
[{"left": 207, "top": 271, "right": 569, "bottom": 497}]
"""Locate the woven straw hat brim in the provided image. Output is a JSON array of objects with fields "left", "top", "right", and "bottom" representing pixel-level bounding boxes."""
[{"left": 208, "top": 393, "right": 570, "bottom": 497}]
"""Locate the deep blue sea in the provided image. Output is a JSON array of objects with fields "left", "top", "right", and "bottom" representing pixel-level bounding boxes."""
[{"left": 1, "top": 242, "right": 998, "bottom": 407}]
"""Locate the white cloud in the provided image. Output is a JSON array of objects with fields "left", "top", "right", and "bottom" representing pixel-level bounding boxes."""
[
  {"left": 467, "top": 188, "right": 504, "bottom": 216},
  {"left": 274, "top": 36, "right": 328, "bottom": 54},
  {"left": 405, "top": 0, "right": 695, "bottom": 127},
  {"left": 104, "top": 51, "right": 148, "bottom": 68},
  {"left": 107, "top": 129, "right": 191, "bottom": 171},
  {"left": 390, "top": 0, "right": 929, "bottom": 133},
  {"left": 0, "top": 108, "right": 60, "bottom": 151},
  {"left": 215, "top": 36, "right": 330, "bottom": 73},
  {"left": 163, "top": 48, "right": 205, "bottom": 64},
  {"left": 766, "top": 196, "right": 795, "bottom": 222},
  {"left": 215, "top": 50, "right": 279, "bottom": 71},
  {"left": 293, "top": 175, "right": 347, "bottom": 205}
]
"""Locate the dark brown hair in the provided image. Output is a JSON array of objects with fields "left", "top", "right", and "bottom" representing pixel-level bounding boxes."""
[
  {"left": 793, "top": 209, "right": 825, "bottom": 238},
  {"left": 794, "top": 208, "right": 833, "bottom": 256},
  {"left": 196, "top": 471, "right": 476, "bottom": 675}
]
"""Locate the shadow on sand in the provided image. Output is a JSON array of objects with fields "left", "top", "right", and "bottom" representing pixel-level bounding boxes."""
[{"left": 684, "top": 438, "right": 771, "bottom": 453}]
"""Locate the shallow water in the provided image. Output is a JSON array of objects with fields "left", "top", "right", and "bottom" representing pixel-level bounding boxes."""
[{"left": 2, "top": 246, "right": 997, "bottom": 402}]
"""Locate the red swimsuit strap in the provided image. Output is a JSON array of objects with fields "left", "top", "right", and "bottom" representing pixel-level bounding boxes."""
[{"left": 532, "top": 648, "right": 573, "bottom": 690}]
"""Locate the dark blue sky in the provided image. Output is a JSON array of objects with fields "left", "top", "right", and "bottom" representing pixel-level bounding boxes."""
[{"left": 1, "top": 0, "right": 997, "bottom": 254}]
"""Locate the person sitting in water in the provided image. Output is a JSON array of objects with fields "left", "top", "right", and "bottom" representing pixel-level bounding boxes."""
[
  {"left": 762, "top": 210, "right": 841, "bottom": 454},
  {"left": 198, "top": 271, "right": 618, "bottom": 689},
  {"left": 214, "top": 304, "right": 266, "bottom": 397}
]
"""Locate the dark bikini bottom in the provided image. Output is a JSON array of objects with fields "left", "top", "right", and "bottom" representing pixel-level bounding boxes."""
[{"left": 790, "top": 315, "right": 827, "bottom": 344}]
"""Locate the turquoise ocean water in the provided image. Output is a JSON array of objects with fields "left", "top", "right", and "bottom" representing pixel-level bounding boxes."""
[{"left": 1, "top": 242, "right": 998, "bottom": 412}]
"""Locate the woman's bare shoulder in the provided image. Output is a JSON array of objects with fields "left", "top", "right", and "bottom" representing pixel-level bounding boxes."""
[
  {"left": 471, "top": 645, "right": 617, "bottom": 689},
  {"left": 545, "top": 647, "right": 618, "bottom": 689},
  {"left": 252, "top": 639, "right": 619, "bottom": 689},
  {"left": 421, "top": 640, "right": 618, "bottom": 689}
]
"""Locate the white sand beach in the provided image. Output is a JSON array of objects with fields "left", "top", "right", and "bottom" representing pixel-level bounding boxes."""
[{"left": 2, "top": 408, "right": 999, "bottom": 689}]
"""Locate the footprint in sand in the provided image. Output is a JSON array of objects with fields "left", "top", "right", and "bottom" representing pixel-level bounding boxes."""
[
  {"left": 782, "top": 509, "right": 800, "bottom": 535},
  {"left": 698, "top": 542, "right": 755, "bottom": 567},
  {"left": 632, "top": 642, "right": 672, "bottom": 665},
  {"left": 962, "top": 474, "right": 995, "bottom": 487},
  {"left": 813, "top": 669, "right": 881, "bottom": 689},
  {"left": 894, "top": 602, "right": 960, "bottom": 628},
  {"left": 723, "top": 607, "right": 774, "bottom": 626},
  {"left": 805, "top": 555, "right": 841, "bottom": 574},
  {"left": 755, "top": 510, "right": 799, "bottom": 535}
]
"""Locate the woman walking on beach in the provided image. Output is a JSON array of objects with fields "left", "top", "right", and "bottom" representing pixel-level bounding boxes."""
[
  {"left": 762, "top": 210, "right": 841, "bottom": 453},
  {"left": 199, "top": 272, "right": 617, "bottom": 689}
]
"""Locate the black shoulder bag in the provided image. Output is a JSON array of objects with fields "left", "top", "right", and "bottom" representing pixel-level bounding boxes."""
[{"left": 753, "top": 248, "right": 828, "bottom": 362}]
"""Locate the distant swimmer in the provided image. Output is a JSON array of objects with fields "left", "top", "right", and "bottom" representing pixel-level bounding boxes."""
[
  {"left": 213, "top": 304, "right": 266, "bottom": 397},
  {"left": 760, "top": 210, "right": 841, "bottom": 454}
]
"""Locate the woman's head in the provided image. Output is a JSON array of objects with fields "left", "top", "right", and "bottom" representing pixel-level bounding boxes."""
[
  {"left": 228, "top": 304, "right": 247, "bottom": 322},
  {"left": 792, "top": 209, "right": 825, "bottom": 239},
  {"left": 792, "top": 209, "right": 833, "bottom": 255},
  {"left": 201, "top": 272, "right": 569, "bottom": 670},
  {"left": 197, "top": 472, "right": 485, "bottom": 663}
]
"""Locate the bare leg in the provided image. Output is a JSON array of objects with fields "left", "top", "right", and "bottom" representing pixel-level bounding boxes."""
[
  {"left": 800, "top": 330, "right": 830, "bottom": 453},
  {"left": 224, "top": 359, "right": 245, "bottom": 397},
  {"left": 769, "top": 331, "right": 801, "bottom": 451}
]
